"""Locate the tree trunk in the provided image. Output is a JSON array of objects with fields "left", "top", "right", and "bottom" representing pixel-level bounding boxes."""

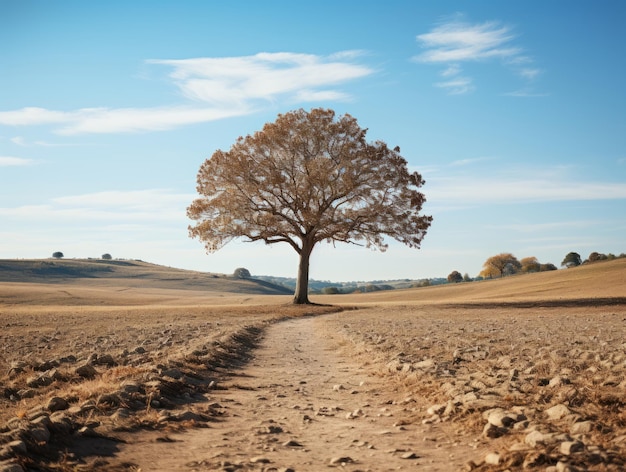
[{"left": 293, "top": 240, "right": 314, "bottom": 304}]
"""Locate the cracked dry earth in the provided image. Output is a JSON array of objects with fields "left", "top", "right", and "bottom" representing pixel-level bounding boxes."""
[{"left": 112, "top": 315, "right": 478, "bottom": 471}]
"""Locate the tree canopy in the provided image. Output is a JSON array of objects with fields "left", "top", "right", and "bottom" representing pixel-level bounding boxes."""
[
  {"left": 479, "top": 253, "right": 521, "bottom": 278},
  {"left": 562, "top": 251, "right": 582, "bottom": 268},
  {"left": 233, "top": 267, "right": 251, "bottom": 279},
  {"left": 187, "top": 108, "right": 432, "bottom": 304}
]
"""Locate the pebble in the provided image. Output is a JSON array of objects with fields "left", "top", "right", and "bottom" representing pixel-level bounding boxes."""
[
  {"left": 329, "top": 456, "right": 354, "bottom": 465},
  {"left": 400, "top": 452, "right": 419, "bottom": 459},
  {"left": 545, "top": 404, "right": 571, "bottom": 421}
]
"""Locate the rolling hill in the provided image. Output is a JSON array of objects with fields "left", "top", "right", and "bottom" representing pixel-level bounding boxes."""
[{"left": 0, "top": 259, "right": 290, "bottom": 292}]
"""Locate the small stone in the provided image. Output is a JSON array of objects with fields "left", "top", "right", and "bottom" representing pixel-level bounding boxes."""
[
  {"left": 333, "top": 384, "right": 345, "bottom": 391},
  {"left": 94, "top": 354, "right": 116, "bottom": 366},
  {"left": 523, "top": 452, "right": 547, "bottom": 468},
  {"left": 545, "top": 404, "right": 571, "bottom": 421},
  {"left": 525, "top": 430, "right": 548, "bottom": 447},
  {"left": 570, "top": 420, "right": 593, "bottom": 435},
  {"left": 28, "top": 425, "right": 50, "bottom": 444},
  {"left": 283, "top": 439, "right": 303, "bottom": 447},
  {"left": 427, "top": 403, "right": 446, "bottom": 416},
  {"left": 484, "top": 452, "right": 500, "bottom": 465},
  {"left": 75, "top": 363, "right": 97, "bottom": 378},
  {"left": 560, "top": 440, "right": 584, "bottom": 455},
  {"left": 483, "top": 422, "right": 507, "bottom": 438},
  {"left": 401, "top": 452, "right": 419, "bottom": 459},
  {"left": 161, "top": 368, "right": 183, "bottom": 379},
  {"left": 487, "top": 409, "right": 515, "bottom": 428},
  {"left": 46, "top": 396, "right": 69, "bottom": 412},
  {"left": 250, "top": 456, "right": 270, "bottom": 464},
  {"left": 329, "top": 456, "right": 354, "bottom": 465},
  {"left": 77, "top": 426, "right": 99, "bottom": 437}
]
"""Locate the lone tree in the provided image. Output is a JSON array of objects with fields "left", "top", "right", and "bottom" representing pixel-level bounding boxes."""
[
  {"left": 52, "top": 251, "right": 64, "bottom": 259},
  {"left": 188, "top": 108, "right": 432, "bottom": 304},
  {"left": 561, "top": 251, "right": 582, "bottom": 268},
  {"left": 447, "top": 270, "right": 463, "bottom": 283},
  {"left": 233, "top": 267, "right": 251, "bottom": 279}
]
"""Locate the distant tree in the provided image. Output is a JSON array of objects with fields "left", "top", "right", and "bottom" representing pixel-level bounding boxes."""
[
  {"left": 561, "top": 252, "right": 582, "bottom": 268},
  {"left": 587, "top": 251, "right": 607, "bottom": 263},
  {"left": 414, "top": 279, "right": 430, "bottom": 287},
  {"left": 321, "top": 286, "right": 340, "bottom": 295},
  {"left": 233, "top": 267, "right": 251, "bottom": 279},
  {"left": 540, "top": 263, "right": 558, "bottom": 271},
  {"left": 101, "top": 253, "right": 112, "bottom": 260},
  {"left": 52, "top": 251, "right": 64, "bottom": 259},
  {"left": 447, "top": 270, "right": 463, "bottom": 283},
  {"left": 188, "top": 108, "right": 432, "bottom": 304},
  {"left": 520, "top": 256, "right": 541, "bottom": 273},
  {"left": 480, "top": 253, "right": 521, "bottom": 278},
  {"left": 463, "top": 273, "right": 472, "bottom": 282}
]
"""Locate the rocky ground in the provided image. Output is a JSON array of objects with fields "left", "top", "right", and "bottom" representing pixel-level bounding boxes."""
[
  {"left": 1, "top": 302, "right": 625, "bottom": 471},
  {"left": 329, "top": 304, "right": 626, "bottom": 471},
  {"left": 0, "top": 304, "right": 337, "bottom": 471}
]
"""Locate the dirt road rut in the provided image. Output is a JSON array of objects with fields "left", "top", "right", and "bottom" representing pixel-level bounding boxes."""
[{"left": 113, "top": 315, "right": 478, "bottom": 471}]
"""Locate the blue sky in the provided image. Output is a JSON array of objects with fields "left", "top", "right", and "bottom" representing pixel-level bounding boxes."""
[{"left": 1, "top": 0, "right": 625, "bottom": 282}]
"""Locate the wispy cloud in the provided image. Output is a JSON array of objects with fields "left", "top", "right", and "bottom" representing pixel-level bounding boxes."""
[
  {"left": 434, "top": 76, "right": 474, "bottom": 95},
  {"left": 11, "top": 135, "right": 86, "bottom": 147},
  {"left": 503, "top": 88, "right": 550, "bottom": 98},
  {"left": 0, "top": 156, "right": 34, "bottom": 166},
  {"left": 149, "top": 51, "right": 372, "bottom": 106},
  {"left": 414, "top": 18, "right": 544, "bottom": 95},
  {"left": 0, "top": 189, "right": 194, "bottom": 222},
  {"left": 427, "top": 175, "right": 626, "bottom": 204},
  {"left": 415, "top": 20, "right": 520, "bottom": 63},
  {"left": 449, "top": 156, "right": 494, "bottom": 167},
  {"left": 0, "top": 51, "right": 374, "bottom": 135},
  {"left": 0, "top": 105, "right": 251, "bottom": 135}
]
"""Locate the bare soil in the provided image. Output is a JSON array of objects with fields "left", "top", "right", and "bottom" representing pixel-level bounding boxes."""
[{"left": 110, "top": 314, "right": 480, "bottom": 471}]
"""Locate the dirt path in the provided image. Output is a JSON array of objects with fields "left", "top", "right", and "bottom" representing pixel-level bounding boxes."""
[{"left": 111, "top": 315, "right": 480, "bottom": 471}]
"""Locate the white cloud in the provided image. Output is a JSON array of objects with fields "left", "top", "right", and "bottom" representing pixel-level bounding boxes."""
[
  {"left": 148, "top": 51, "right": 373, "bottom": 106},
  {"left": 0, "top": 156, "right": 34, "bottom": 166},
  {"left": 415, "top": 21, "right": 520, "bottom": 63},
  {"left": 427, "top": 175, "right": 626, "bottom": 204},
  {"left": 441, "top": 64, "right": 462, "bottom": 77},
  {"left": 415, "top": 19, "right": 544, "bottom": 95},
  {"left": 504, "top": 88, "right": 550, "bottom": 98},
  {"left": 519, "top": 68, "right": 542, "bottom": 80},
  {"left": 449, "top": 156, "right": 493, "bottom": 167},
  {"left": 0, "top": 105, "right": 250, "bottom": 135},
  {"left": 434, "top": 77, "right": 474, "bottom": 95},
  {"left": 0, "top": 189, "right": 194, "bottom": 223},
  {"left": 0, "top": 51, "right": 374, "bottom": 135}
]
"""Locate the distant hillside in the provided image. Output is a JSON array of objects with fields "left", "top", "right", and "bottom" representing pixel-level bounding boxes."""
[
  {"left": 0, "top": 259, "right": 292, "bottom": 296},
  {"left": 327, "top": 257, "right": 626, "bottom": 305},
  {"left": 255, "top": 274, "right": 447, "bottom": 293}
]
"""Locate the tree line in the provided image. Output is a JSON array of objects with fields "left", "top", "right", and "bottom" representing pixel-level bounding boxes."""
[{"left": 447, "top": 250, "right": 626, "bottom": 283}]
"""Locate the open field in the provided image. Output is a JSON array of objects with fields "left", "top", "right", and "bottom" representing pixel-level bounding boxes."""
[{"left": 0, "top": 259, "right": 625, "bottom": 470}]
